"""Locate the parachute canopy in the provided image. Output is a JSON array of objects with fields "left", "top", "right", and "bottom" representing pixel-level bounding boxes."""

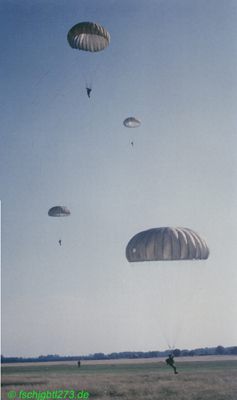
[
  {"left": 123, "top": 117, "right": 141, "bottom": 128},
  {"left": 48, "top": 206, "right": 71, "bottom": 217},
  {"left": 126, "top": 227, "right": 209, "bottom": 262},
  {"left": 67, "top": 22, "right": 110, "bottom": 52}
]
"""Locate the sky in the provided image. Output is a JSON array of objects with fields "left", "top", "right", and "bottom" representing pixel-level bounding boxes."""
[{"left": 1, "top": 0, "right": 237, "bottom": 357}]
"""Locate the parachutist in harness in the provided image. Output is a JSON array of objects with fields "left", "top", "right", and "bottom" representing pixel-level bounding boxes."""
[
  {"left": 86, "top": 87, "right": 92, "bottom": 98},
  {"left": 131, "top": 141, "right": 134, "bottom": 147},
  {"left": 58, "top": 240, "right": 62, "bottom": 246},
  {"left": 67, "top": 22, "right": 110, "bottom": 102},
  {"left": 166, "top": 354, "right": 178, "bottom": 374}
]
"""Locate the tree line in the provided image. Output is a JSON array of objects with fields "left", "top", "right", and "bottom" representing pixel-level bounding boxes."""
[{"left": 1, "top": 345, "right": 237, "bottom": 364}]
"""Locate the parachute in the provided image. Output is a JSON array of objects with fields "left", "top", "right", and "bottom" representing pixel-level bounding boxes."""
[
  {"left": 48, "top": 206, "right": 71, "bottom": 217},
  {"left": 126, "top": 227, "right": 209, "bottom": 349},
  {"left": 67, "top": 22, "right": 110, "bottom": 52},
  {"left": 48, "top": 206, "right": 70, "bottom": 246},
  {"left": 67, "top": 22, "right": 110, "bottom": 95},
  {"left": 126, "top": 227, "right": 209, "bottom": 262},
  {"left": 123, "top": 117, "right": 141, "bottom": 128}
]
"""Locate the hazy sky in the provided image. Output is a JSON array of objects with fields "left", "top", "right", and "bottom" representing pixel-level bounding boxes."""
[{"left": 1, "top": 0, "right": 237, "bottom": 357}]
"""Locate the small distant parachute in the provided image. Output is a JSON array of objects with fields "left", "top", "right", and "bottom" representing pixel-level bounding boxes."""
[
  {"left": 126, "top": 227, "right": 209, "bottom": 262},
  {"left": 67, "top": 22, "right": 110, "bottom": 52},
  {"left": 123, "top": 117, "right": 141, "bottom": 128},
  {"left": 48, "top": 206, "right": 71, "bottom": 217}
]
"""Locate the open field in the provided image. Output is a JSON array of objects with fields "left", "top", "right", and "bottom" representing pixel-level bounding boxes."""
[{"left": 2, "top": 356, "right": 237, "bottom": 400}]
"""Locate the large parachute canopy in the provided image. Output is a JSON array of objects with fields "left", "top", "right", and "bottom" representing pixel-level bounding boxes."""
[
  {"left": 48, "top": 206, "right": 71, "bottom": 217},
  {"left": 123, "top": 117, "right": 141, "bottom": 128},
  {"left": 67, "top": 22, "right": 110, "bottom": 52},
  {"left": 126, "top": 227, "right": 209, "bottom": 262}
]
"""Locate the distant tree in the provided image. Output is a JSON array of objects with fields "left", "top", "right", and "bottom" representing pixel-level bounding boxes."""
[
  {"left": 230, "top": 347, "right": 237, "bottom": 355},
  {"left": 108, "top": 353, "right": 117, "bottom": 359},
  {"left": 173, "top": 349, "right": 181, "bottom": 357},
  {"left": 93, "top": 353, "right": 107, "bottom": 360},
  {"left": 195, "top": 347, "right": 209, "bottom": 356},
  {"left": 148, "top": 351, "right": 160, "bottom": 358},
  {"left": 215, "top": 346, "right": 225, "bottom": 355},
  {"left": 181, "top": 350, "right": 189, "bottom": 357},
  {"left": 131, "top": 353, "right": 139, "bottom": 359}
]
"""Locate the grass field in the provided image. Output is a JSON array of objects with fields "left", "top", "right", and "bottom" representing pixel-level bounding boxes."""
[{"left": 2, "top": 356, "right": 237, "bottom": 400}]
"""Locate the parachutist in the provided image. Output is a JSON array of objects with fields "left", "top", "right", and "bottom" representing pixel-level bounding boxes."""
[
  {"left": 166, "top": 354, "right": 178, "bottom": 374},
  {"left": 48, "top": 207, "right": 70, "bottom": 246},
  {"left": 67, "top": 22, "right": 110, "bottom": 98},
  {"left": 86, "top": 87, "right": 92, "bottom": 98},
  {"left": 131, "top": 141, "right": 134, "bottom": 146}
]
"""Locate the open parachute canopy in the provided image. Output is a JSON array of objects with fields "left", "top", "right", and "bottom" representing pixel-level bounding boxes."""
[
  {"left": 67, "top": 21, "right": 110, "bottom": 52},
  {"left": 48, "top": 206, "right": 71, "bottom": 217},
  {"left": 126, "top": 227, "right": 209, "bottom": 262},
  {"left": 123, "top": 117, "right": 141, "bottom": 128}
]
